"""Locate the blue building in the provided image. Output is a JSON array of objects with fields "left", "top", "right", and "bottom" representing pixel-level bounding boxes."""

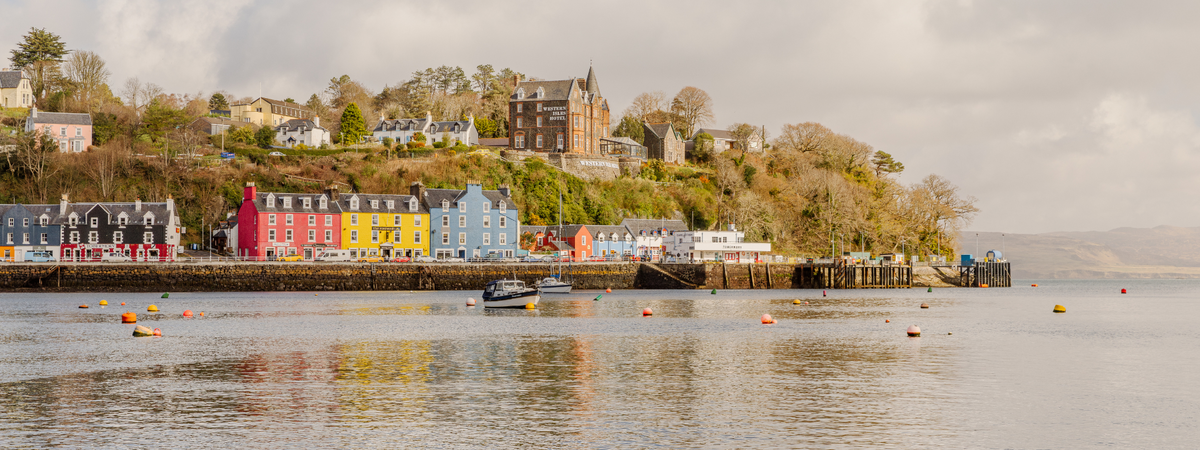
[
  {"left": 0, "top": 203, "right": 62, "bottom": 261},
  {"left": 415, "top": 182, "right": 520, "bottom": 259},
  {"left": 589, "top": 225, "right": 635, "bottom": 258}
]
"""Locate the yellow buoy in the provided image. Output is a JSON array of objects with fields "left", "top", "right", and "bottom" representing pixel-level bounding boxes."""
[
  {"left": 99, "top": 300, "right": 108, "bottom": 306},
  {"left": 1053, "top": 304, "right": 1066, "bottom": 313},
  {"left": 525, "top": 303, "right": 536, "bottom": 309},
  {"left": 792, "top": 299, "right": 802, "bottom": 304},
  {"left": 147, "top": 304, "right": 159, "bottom": 312}
]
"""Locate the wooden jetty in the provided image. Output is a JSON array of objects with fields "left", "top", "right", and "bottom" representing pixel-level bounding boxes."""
[
  {"left": 958, "top": 261, "right": 1012, "bottom": 287},
  {"left": 793, "top": 261, "right": 913, "bottom": 289}
]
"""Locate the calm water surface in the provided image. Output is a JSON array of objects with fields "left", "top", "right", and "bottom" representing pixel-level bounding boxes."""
[{"left": 1, "top": 280, "right": 1198, "bottom": 448}]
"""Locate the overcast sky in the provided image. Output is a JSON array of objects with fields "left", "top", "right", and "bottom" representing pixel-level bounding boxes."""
[{"left": 5, "top": 0, "right": 1200, "bottom": 234}]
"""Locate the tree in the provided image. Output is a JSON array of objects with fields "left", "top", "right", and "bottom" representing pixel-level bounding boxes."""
[
  {"left": 690, "top": 132, "right": 715, "bottom": 163},
  {"left": 228, "top": 126, "right": 255, "bottom": 144},
  {"left": 871, "top": 150, "right": 905, "bottom": 178},
  {"left": 284, "top": 98, "right": 295, "bottom": 103},
  {"left": 141, "top": 98, "right": 188, "bottom": 141},
  {"left": 670, "top": 86, "right": 714, "bottom": 138},
  {"left": 83, "top": 142, "right": 129, "bottom": 200},
  {"left": 255, "top": 125, "right": 276, "bottom": 148},
  {"left": 9, "top": 27, "right": 68, "bottom": 101},
  {"left": 381, "top": 137, "right": 394, "bottom": 159},
  {"left": 727, "top": 123, "right": 757, "bottom": 154},
  {"left": 475, "top": 116, "right": 499, "bottom": 138},
  {"left": 624, "top": 91, "right": 667, "bottom": 121},
  {"left": 60, "top": 50, "right": 110, "bottom": 110},
  {"left": 12, "top": 130, "right": 59, "bottom": 203},
  {"left": 773, "top": 122, "right": 833, "bottom": 154},
  {"left": 909, "top": 174, "right": 979, "bottom": 256},
  {"left": 339, "top": 102, "right": 367, "bottom": 144},
  {"left": 121, "top": 77, "right": 163, "bottom": 115},
  {"left": 209, "top": 93, "right": 229, "bottom": 111},
  {"left": 612, "top": 115, "right": 645, "bottom": 144}
]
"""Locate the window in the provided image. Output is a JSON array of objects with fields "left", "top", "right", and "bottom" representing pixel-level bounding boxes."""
[
  {"left": 325, "top": 230, "right": 332, "bottom": 242},
  {"left": 76, "top": 127, "right": 82, "bottom": 137},
  {"left": 39, "top": 233, "right": 47, "bottom": 244},
  {"left": 386, "top": 200, "right": 394, "bottom": 209},
  {"left": 414, "top": 231, "right": 421, "bottom": 244},
  {"left": 597, "top": 233, "right": 605, "bottom": 242},
  {"left": 499, "top": 201, "right": 506, "bottom": 213},
  {"left": 351, "top": 230, "right": 358, "bottom": 243},
  {"left": 536, "top": 134, "right": 543, "bottom": 148},
  {"left": 459, "top": 216, "right": 466, "bottom": 227},
  {"left": 286, "top": 214, "right": 293, "bottom": 225},
  {"left": 712, "top": 236, "right": 719, "bottom": 243},
  {"left": 516, "top": 117, "right": 522, "bottom": 128},
  {"left": 499, "top": 233, "right": 507, "bottom": 245},
  {"left": 351, "top": 214, "right": 358, "bottom": 226},
  {"left": 515, "top": 134, "right": 525, "bottom": 148},
  {"left": 409, "top": 200, "right": 417, "bottom": 212},
  {"left": 371, "top": 230, "right": 379, "bottom": 243},
  {"left": 88, "top": 231, "right": 98, "bottom": 244},
  {"left": 483, "top": 216, "right": 490, "bottom": 228},
  {"left": 536, "top": 116, "right": 543, "bottom": 127},
  {"left": 500, "top": 216, "right": 507, "bottom": 228},
  {"left": 371, "top": 214, "right": 379, "bottom": 226},
  {"left": 282, "top": 197, "right": 291, "bottom": 208},
  {"left": 441, "top": 232, "right": 449, "bottom": 245},
  {"left": 574, "top": 116, "right": 580, "bottom": 127},
  {"left": 536, "top": 103, "right": 543, "bottom": 112},
  {"left": 370, "top": 200, "right": 379, "bottom": 209},
  {"left": 145, "top": 215, "right": 154, "bottom": 225},
  {"left": 118, "top": 216, "right": 127, "bottom": 225},
  {"left": 268, "top": 214, "right": 276, "bottom": 225},
  {"left": 516, "top": 103, "right": 522, "bottom": 113},
  {"left": 537, "top": 236, "right": 543, "bottom": 246},
  {"left": 482, "top": 202, "right": 491, "bottom": 213},
  {"left": 69, "top": 216, "right": 77, "bottom": 226},
  {"left": 144, "top": 231, "right": 154, "bottom": 243},
  {"left": 574, "top": 134, "right": 580, "bottom": 148},
  {"left": 23, "top": 218, "right": 29, "bottom": 227},
  {"left": 268, "top": 229, "right": 276, "bottom": 241},
  {"left": 414, "top": 215, "right": 422, "bottom": 226},
  {"left": 458, "top": 232, "right": 466, "bottom": 245},
  {"left": 442, "top": 200, "right": 450, "bottom": 212},
  {"left": 557, "top": 133, "right": 563, "bottom": 149},
  {"left": 350, "top": 197, "right": 359, "bottom": 210},
  {"left": 325, "top": 215, "right": 332, "bottom": 226},
  {"left": 308, "top": 215, "right": 316, "bottom": 226},
  {"left": 267, "top": 195, "right": 275, "bottom": 208},
  {"left": 319, "top": 197, "right": 328, "bottom": 209},
  {"left": 459, "top": 202, "right": 466, "bottom": 213},
  {"left": 60, "top": 127, "right": 67, "bottom": 136},
  {"left": 114, "top": 231, "right": 123, "bottom": 244},
  {"left": 442, "top": 215, "right": 449, "bottom": 227},
  {"left": 483, "top": 233, "right": 491, "bottom": 245},
  {"left": 69, "top": 231, "right": 79, "bottom": 243},
  {"left": 22, "top": 232, "right": 29, "bottom": 244},
  {"left": 393, "top": 232, "right": 402, "bottom": 243},
  {"left": 90, "top": 217, "right": 98, "bottom": 227}
]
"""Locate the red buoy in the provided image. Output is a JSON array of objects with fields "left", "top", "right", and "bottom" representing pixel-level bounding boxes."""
[
  {"left": 606, "top": 288, "right": 612, "bottom": 293},
  {"left": 885, "top": 319, "right": 890, "bottom": 323},
  {"left": 182, "top": 310, "right": 193, "bottom": 318},
  {"left": 642, "top": 308, "right": 653, "bottom": 316},
  {"left": 1121, "top": 288, "right": 1127, "bottom": 294},
  {"left": 761, "top": 314, "right": 775, "bottom": 324},
  {"left": 822, "top": 290, "right": 827, "bottom": 297},
  {"left": 152, "top": 328, "right": 162, "bottom": 337}
]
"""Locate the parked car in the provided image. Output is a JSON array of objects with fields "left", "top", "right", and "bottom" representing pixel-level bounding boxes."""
[
  {"left": 278, "top": 254, "right": 304, "bottom": 262},
  {"left": 522, "top": 255, "right": 551, "bottom": 262},
  {"left": 391, "top": 257, "right": 411, "bottom": 263},
  {"left": 359, "top": 256, "right": 384, "bottom": 263},
  {"left": 587, "top": 256, "right": 608, "bottom": 262},
  {"left": 414, "top": 255, "right": 437, "bottom": 263},
  {"left": 24, "top": 251, "right": 56, "bottom": 262},
  {"left": 267, "top": 151, "right": 286, "bottom": 156}
]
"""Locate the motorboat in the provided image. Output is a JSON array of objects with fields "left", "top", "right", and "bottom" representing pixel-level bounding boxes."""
[
  {"left": 482, "top": 279, "right": 541, "bottom": 308},
  {"left": 536, "top": 276, "right": 572, "bottom": 294}
]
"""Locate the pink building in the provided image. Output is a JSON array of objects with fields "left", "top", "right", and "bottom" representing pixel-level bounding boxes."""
[
  {"left": 237, "top": 182, "right": 343, "bottom": 261},
  {"left": 24, "top": 107, "right": 92, "bottom": 153}
]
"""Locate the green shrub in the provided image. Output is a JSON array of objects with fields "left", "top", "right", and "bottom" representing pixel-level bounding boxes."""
[{"left": 433, "top": 141, "right": 447, "bottom": 149}]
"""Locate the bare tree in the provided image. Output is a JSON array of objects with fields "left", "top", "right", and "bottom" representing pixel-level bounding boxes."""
[
  {"left": 82, "top": 141, "right": 129, "bottom": 200},
  {"left": 121, "top": 77, "right": 163, "bottom": 115},
  {"left": 61, "top": 50, "right": 110, "bottom": 108},
  {"left": 624, "top": 91, "right": 667, "bottom": 121},
  {"left": 727, "top": 122, "right": 758, "bottom": 154},
  {"left": 773, "top": 122, "right": 833, "bottom": 154},
  {"left": 670, "top": 86, "right": 714, "bottom": 138},
  {"left": 174, "top": 128, "right": 207, "bottom": 171},
  {"left": 13, "top": 131, "right": 60, "bottom": 203}
]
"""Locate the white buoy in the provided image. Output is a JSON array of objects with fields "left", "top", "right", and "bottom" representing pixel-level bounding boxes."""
[
  {"left": 907, "top": 325, "right": 921, "bottom": 337},
  {"left": 466, "top": 297, "right": 476, "bottom": 306}
]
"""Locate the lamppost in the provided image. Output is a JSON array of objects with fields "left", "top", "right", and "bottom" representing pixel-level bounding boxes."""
[{"left": 975, "top": 232, "right": 979, "bottom": 258}]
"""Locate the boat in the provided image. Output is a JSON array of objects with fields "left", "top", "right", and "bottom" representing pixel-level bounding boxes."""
[
  {"left": 536, "top": 276, "right": 572, "bottom": 294},
  {"left": 482, "top": 279, "right": 541, "bottom": 308}
]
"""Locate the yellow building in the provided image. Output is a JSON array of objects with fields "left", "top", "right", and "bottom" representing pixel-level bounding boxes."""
[
  {"left": 336, "top": 193, "right": 430, "bottom": 260},
  {"left": 230, "top": 97, "right": 314, "bottom": 127}
]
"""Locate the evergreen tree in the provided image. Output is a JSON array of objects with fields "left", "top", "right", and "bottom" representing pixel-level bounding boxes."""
[
  {"left": 9, "top": 27, "right": 69, "bottom": 100},
  {"left": 612, "top": 115, "right": 645, "bottom": 144},
  {"left": 255, "top": 125, "right": 276, "bottom": 148},
  {"left": 208, "top": 93, "right": 229, "bottom": 111},
  {"left": 871, "top": 150, "right": 905, "bottom": 178},
  {"left": 339, "top": 102, "right": 367, "bottom": 145}
]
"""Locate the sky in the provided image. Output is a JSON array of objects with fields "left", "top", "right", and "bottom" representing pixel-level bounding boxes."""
[{"left": 5, "top": 0, "right": 1200, "bottom": 234}]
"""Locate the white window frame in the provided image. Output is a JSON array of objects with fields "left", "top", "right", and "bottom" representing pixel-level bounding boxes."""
[
  {"left": 143, "top": 232, "right": 153, "bottom": 243},
  {"left": 414, "top": 215, "right": 422, "bottom": 226},
  {"left": 458, "top": 232, "right": 466, "bottom": 245},
  {"left": 325, "top": 215, "right": 332, "bottom": 226},
  {"left": 371, "top": 230, "right": 379, "bottom": 243},
  {"left": 483, "top": 216, "right": 490, "bottom": 228},
  {"left": 114, "top": 231, "right": 123, "bottom": 244},
  {"left": 308, "top": 230, "right": 316, "bottom": 242},
  {"left": 351, "top": 230, "right": 358, "bottom": 243},
  {"left": 459, "top": 202, "right": 466, "bottom": 213},
  {"left": 414, "top": 231, "right": 421, "bottom": 244},
  {"left": 351, "top": 214, "right": 358, "bottom": 226},
  {"left": 483, "top": 233, "right": 490, "bottom": 245},
  {"left": 372, "top": 214, "right": 379, "bottom": 226},
  {"left": 459, "top": 216, "right": 466, "bottom": 228},
  {"left": 442, "top": 215, "right": 449, "bottom": 227},
  {"left": 325, "top": 230, "right": 332, "bottom": 242},
  {"left": 500, "top": 216, "right": 507, "bottom": 228},
  {"left": 268, "top": 214, "right": 276, "bottom": 225},
  {"left": 499, "top": 233, "right": 507, "bottom": 245},
  {"left": 442, "top": 232, "right": 449, "bottom": 245},
  {"left": 268, "top": 229, "right": 276, "bottom": 241},
  {"left": 308, "top": 215, "right": 316, "bottom": 226},
  {"left": 286, "top": 214, "right": 293, "bottom": 225}
]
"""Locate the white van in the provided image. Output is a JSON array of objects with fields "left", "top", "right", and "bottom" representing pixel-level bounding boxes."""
[
  {"left": 315, "top": 249, "right": 354, "bottom": 262},
  {"left": 101, "top": 251, "right": 132, "bottom": 262}
]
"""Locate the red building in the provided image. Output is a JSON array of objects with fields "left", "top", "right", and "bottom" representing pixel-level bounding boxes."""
[
  {"left": 237, "top": 182, "right": 343, "bottom": 261},
  {"left": 542, "top": 225, "right": 592, "bottom": 261}
]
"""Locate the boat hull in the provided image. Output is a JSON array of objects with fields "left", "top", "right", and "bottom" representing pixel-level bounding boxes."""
[
  {"left": 482, "top": 290, "right": 541, "bottom": 308},
  {"left": 538, "top": 283, "right": 572, "bottom": 294}
]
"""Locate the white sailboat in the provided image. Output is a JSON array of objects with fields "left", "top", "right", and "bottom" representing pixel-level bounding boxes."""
[{"left": 538, "top": 183, "right": 573, "bottom": 294}]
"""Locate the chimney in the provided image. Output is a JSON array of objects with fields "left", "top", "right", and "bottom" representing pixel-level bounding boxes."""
[
  {"left": 313, "top": 116, "right": 320, "bottom": 128},
  {"left": 498, "top": 184, "right": 510, "bottom": 198},
  {"left": 513, "top": 74, "right": 520, "bottom": 87},
  {"left": 468, "top": 114, "right": 474, "bottom": 126},
  {"left": 135, "top": 198, "right": 142, "bottom": 212},
  {"left": 166, "top": 195, "right": 174, "bottom": 212},
  {"left": 409, "top": 181, "right": 425, "bottom": 199},
  {"left": 31, "top": 106, "right": 38, "bottom": 119},
  {"left": 59, "top": 193, "right": 68, "bottom": 215},
  {"left": 244, "top": 181, "right": 257, "bottom": 201},
  {"left": 425, "top": 111, "right": 432, "bottom": 123},
  {"left": 324, "top": 185, "right": 340, "bottom": 202}
]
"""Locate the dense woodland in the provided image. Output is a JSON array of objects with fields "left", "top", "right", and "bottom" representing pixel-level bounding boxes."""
[{"left": 1, "top": 27, "right": 978, "bottom": 258}]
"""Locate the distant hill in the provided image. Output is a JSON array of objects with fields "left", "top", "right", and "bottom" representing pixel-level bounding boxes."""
[{"left": 963, "top": 227, "right": 1200, "bottom": 279}]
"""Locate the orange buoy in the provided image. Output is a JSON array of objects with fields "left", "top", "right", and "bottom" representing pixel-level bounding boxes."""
[
  {"left": 182, "top": 310, "right": 193, "bottom": 318},
  {"left": 1121, "top": 288, "right": 1127, "bottom": 294},
  {"left": 885, "top": 319, "right": 890, "bottom": 323},
  {"left": 981, "top": 283, "right": 989, "bottom": 288},
  {"left": 907, "top": 325, "right": 921, "bottom": 337},
  {"left": 199, "top": 312, "right": 205, "bottom": 317},
  {"left": 120, "top": 302, "right": 125, "bottom": 306},
  {"left": 1031, "top": 284, "right": 1038, "bottom": 287},
  {"left": 642, "top": 307, "right": 653, "bottom": 316},
  {"left": 804, "top": 301, "right": 809, "bottom": 305},
  {"left": 466, "top": 297, "right": 476, "bottom": 306},
  {"left": 606, "top": 288, "right": 612, "bottom": 293},
  {"left": 920, "top": 303, "right": 929, "bottom": 309},
  {"left": 761, "top": 314, "right": 774, "bottom": 324},
  {"left": 78, "top": 304, "right": 89, "bottom": 308},
  {"left": 121, "top": 312, "right": 137, "bottom": 323},
  {"left": 152, "top": 328, "right": 162, "bottom": 336}
]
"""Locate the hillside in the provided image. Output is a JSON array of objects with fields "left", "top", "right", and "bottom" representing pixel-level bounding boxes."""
[{"left": 965, "top": 228, "right": 1200, "bottom": 279}]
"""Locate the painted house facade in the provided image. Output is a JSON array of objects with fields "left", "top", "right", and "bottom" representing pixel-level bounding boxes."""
[
  {"left": 236, "top": 182, "right": 343, "bottom": 261},
  {"left": 508, "top": 66, "right": 610, "bottom": 154},
  {"left": 620, "top": 218, "right": 690, "bottom": 261},
  {"left": 0, "top": 70, "right": 33, "bottom": 108},
  {"left": 24, "top": 107, "right": 92, "bottom": 152},
  {"left": 275, "top": 117, "right": 331, "bottom": 148},
  {"left": 588, "top": 225, "right": 635, "bottom": 258},
  {"left": 231, "top": 97, "right": 314, "bottom": 127},
  {"left": 0, "top": 204, "right": 60, "bottom": 261},
  {"left": 336, "top": 192, "right": 430, "bottom": 260},
  {"left": 541, "top": 225, "right": 592, "bottom": 261},
  {"left": 643, "top": 122, "right": 686, "bottom": 164},
  {"left": 664, "top": 225, "right": 771, "bottom": 263},
  {"left": 420, "top": 183, "right": 519, "bottom": 259},
  {"left": 372, "top": 112, "right": 479, "bottom": 146}
]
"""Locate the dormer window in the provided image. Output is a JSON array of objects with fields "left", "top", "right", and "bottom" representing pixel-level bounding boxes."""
[
  {"left": 386, "top": 200, "right": 394, "bottom": 209},
  {"left": 350, "top": 196, "right": 359, "bottom": 210},
  {"left": 409, "top": 200, "right": 417, "bottom": 212},
  {"left": 319, "top": 196, "right": 327, "bottom": 209},
  {"left": 303, "top": 198, "right": 311, "bottom": 208},
  {"left": 597, "top": 233, "right": 604, "bottom": 242},
  {"left": 282, "top": 197, "right": 291, "bottom": 208},
  {"left": 69, "top": 215, "right": 78, "bottom": 226},
  {"left": 441, "top": 200, "right": 449, "bottom": 212},
  {"left": 370, "top": 200, "right": 379, "bottom": 209},
  {"left": 516, "top": 88, "right": 525, "bottom": 99},
  {"left": 536, "top": 87, "right": 544, "bottom": 98},
  {"left": 40, "top": 216, "right": 48, "bottom": 226},
  {"left": 499, "top": 201, "right": 506, "bottom": 213},
  {"left": 118, "top": 215, "right": 127, "bottom": 225},
  {"left": 266, "top": 194, "right": 275, "bottom": 208},
  {"left": 145, "top": 214, "right": 155, "bottom": 225}
]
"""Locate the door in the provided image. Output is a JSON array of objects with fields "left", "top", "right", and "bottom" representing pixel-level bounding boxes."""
[
  {"left": 304, "top": 248, "right": 313, "bottom": 260},
  {"left": 458, "top": 249, "right": 465, "bottom": 258},
  {"left": 383, "top": 248, "right": 391, "bottom": 259}
]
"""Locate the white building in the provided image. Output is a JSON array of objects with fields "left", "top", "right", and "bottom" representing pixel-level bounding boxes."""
[
  {"left": 621, "top": 218, "right": 689, "bottom": 261},
  {"left": 372, "top": 111, "right": 478, "bottom": 146},
  {"left": 274, "top": 117, "right": 330, "bottom": 148},
  {"left": 664, "top": 224, "right": 771, "bottom": 263}
]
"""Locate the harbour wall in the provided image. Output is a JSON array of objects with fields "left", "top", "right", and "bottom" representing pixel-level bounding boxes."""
[{"left": 0, "top": 262, "right": 928, "bottom": 292}]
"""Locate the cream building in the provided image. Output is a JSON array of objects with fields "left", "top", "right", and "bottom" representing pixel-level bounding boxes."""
[
  {"left": 230, "top": 97, "right": 314, "bottom": 127},
  {"left": 0, "top": 71, "right": 33, "bottom": 109}
]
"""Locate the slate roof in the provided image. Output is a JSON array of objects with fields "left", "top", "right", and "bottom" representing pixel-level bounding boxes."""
[
  {"left": 251, "top": 192, "right": 343, "bottom": 214},
  {"left": 481, "top": 191, "right": 514, "bottom": 208},
  {"left": 600, "top": 136, "right": 642, "bottom": 147},
  {"left": 335, "top": 193, "right": 428, "bottom": 214},
  {"left": 190, "top": 116, "right": 243, "bottom": 135},
  {"left": 427, "top": 120, "right": 472, "bottom": 134},
  {"left": 694, "top": 128, "right": 735, "bottom": 141},
  {"left": 620, "top": 218, "right": 690, "bottom": 234},
  {"left": 552, "top": 225, "right": 588, "bottom": 237},
  {"left": 587, "top": 225, "right": 633, "bottom": 239},
  {"left": 511, "top": 79, "right": 576, "bottom": 102},
  {"left": 423, "top": 189, "right": 467, "bottom": 210},
  {"left": 374, "top": 118, "right": 428, "bottom": 133},
  {"left": 27, "top": 111, "right": 92, "bottom": 126},
  {"left": 232, "top": 97, "right": 312, "bottom": 112},
  {"left": 585, "top": 66, "right": 600, "bottom": 96},
  {"left": 522, "top": 226, "right": 548, "bottom": 235},
  {"left": 275, "top": 118, "right": 326, "bottom": 133},
  {"left": 0, "top": 71, "right": 26, "bottom": 89}
]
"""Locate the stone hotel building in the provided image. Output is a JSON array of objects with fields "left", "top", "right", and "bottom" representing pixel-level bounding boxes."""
[{"left": 508, "top": 66, "right": 610, "bottom": 155}]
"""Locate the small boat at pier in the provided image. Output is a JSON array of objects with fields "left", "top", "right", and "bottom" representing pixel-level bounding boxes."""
[
  {"left": 536, "top": 276, "right": 572, "bottom": 294},
  {"left": 482, "top": 279, "right": 541, "bottom": 308}
]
